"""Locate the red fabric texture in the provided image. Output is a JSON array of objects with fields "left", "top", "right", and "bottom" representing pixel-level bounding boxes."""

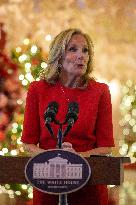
[{"left": 21, "top": 79, "right": 114, "bottom": 205}]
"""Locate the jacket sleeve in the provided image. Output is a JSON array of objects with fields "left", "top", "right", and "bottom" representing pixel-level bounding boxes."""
[
  {"left": 21, "top": 82, "right": 40, "bottom": 144},
  {"left": 95, "top": 84, "right": 115, "bottom": 147}
]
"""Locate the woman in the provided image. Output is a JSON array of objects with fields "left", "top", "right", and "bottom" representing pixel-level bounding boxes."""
[{"left": 21, "top": 28, "right": 114, "bottom": 205}]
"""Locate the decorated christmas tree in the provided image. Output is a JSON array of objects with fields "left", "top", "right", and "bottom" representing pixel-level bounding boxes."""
[
  {"left": 0, "top": 23, "right": 48, "bottom": 200},
  {"left": 119, "top": 80, "right": 136, "bottom": 162}
]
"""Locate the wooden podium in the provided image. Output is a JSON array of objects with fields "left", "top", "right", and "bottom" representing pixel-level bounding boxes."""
[{"left": 0, "top": 156, "right": 130, "bottom": 185}]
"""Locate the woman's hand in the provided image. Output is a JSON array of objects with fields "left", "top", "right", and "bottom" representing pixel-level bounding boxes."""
[
  {"left": 79, "top": 147, "right": 112, "bottom": 158},
  {"left": 22, "top": 143, "right": 45, "bottom": 157},
  {"left": 62, "top": 142, "right": 75, "bottom": 152}
]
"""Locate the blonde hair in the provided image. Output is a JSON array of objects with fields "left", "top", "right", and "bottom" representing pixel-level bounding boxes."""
[{"left": 40, "top": 28, "right": 94, "bottom": 85}]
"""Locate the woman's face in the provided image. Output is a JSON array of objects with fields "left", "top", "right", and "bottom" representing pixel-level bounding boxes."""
[{"left": 61, "top": 34, "right": 89, "bottom": 77}]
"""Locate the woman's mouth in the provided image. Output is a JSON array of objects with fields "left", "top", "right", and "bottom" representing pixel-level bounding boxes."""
[{"left": 77, "top": 64, "right": 84, "bottom": 67}]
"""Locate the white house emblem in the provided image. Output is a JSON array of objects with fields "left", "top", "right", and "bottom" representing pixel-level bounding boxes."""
[
  {"left": 33, "top": 154, "right": 82, "bottom": 179},
  {"left": 25, "top": 149, "right": 91, "bottom": 194}
]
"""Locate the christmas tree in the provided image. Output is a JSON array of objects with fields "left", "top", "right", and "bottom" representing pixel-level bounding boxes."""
[
  {"left": 0, "top": 24, "right": 48, "bottom": 200},
  {"left": 119, "top": 80, "right": 136, "bottom": 162}
]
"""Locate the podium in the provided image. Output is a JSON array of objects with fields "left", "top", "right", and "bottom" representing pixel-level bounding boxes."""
[{"left": 0, "top": 156, "right": 130, "bottom": 185}]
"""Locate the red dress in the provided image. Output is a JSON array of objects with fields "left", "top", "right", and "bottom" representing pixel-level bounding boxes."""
[{"left": 21, "top": 79, "right": 114, "bottom": 205}]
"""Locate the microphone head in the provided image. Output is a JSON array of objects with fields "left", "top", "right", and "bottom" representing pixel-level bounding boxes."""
[
  {"left": 44, "top": 101, "right": 59, "bottom": 122},
  {"left": 48, "top": 101, "right": 59, "bottom": 113},
  {"left": 68, "top": 102, "right": 79, "bottom": 114},
  {"left": 66, "top": 101, "right": 79, "bottom": 122},
  {"left": 63, "top": 102, "right": 79, "bottom": 136}
]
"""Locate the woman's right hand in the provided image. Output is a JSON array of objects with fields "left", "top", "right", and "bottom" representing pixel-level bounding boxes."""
[{"left": 22, "top": 143, "right": 45, "bottom": 157}]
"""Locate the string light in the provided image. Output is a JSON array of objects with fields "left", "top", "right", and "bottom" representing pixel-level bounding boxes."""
[
  {"left": 123, "top": 95, "right": 132, "bottom": 107},
  {"left": 28, "top": 193, "right": 33, "bottom": 199},
  {"left": 119, "top": 119, "right": 126, "bottom": 126},
  {"left": 12, "top": 123, "right": 18, "bottom": 129},
  {"left": 12, "top": 128, "right": 17, "bottom": 133},
  {"left": 10, "top": 150, "right": 18, "bottom": 156},
  {"left": 129, "top": 119, "right": 136, "bottom": 126},
  {"left": 8, "top": 190, "right": 14, "bottom": 195},
  {"left": 17, "top": 99, "right": 23, "bottom": 105},
  {"left": 123, "top": 128, "right": 129, "bottom": 135},
  {"left": 2, "top": 148, "right": 8, "bottom": 154},
  {"left": 45, "top": 34, "right": 52, "bottom": 41},
  {"left": 21, "top": 184, "right": 28, "bottom": 190},
  {"left": 17, "top": 137, "right": 22, "bottom": 145},
  {"left": 18, "top": 54, "right": 27, "bottom": 62},
  {"left": 22, "top": 79, "right": 28, "bottom": 86},
  {"left": 31, "top": 45, "right": 38, "bottom": 54},
  {"left": 25, "top": 62, "right": 31, "bottom": 72},
  {"left": 119, "top": 143, "right": 128, "bottom": 155},
  {"left": 19, "top": 74, "right": 24, "bottom": 81},
  {"left": 16, "top": 47, "right": 22, "bottom": 53},
  {"left": 133, "top": 125, "right": 136, "bottom": 132},
  {"left": 25, "top": 73, "right": 34, "bottom": 82},
  {"left": 5, "top": 184, "right": 10, "bottom": 189},
  {"left": 129, "top": 95, "right": 135, "bottom": 102},
  {"left": 23, "top": 38, "right": 30, "bottom": 45},
  {"left": 15, "top": 191, "right": 21, "bottom": 195},
  {"left": 28, "top": 186, "right": 33, "bottom": 193},
  {"left": 131, "top": 143, "right": 136, "bottom": 152},
  {"left": 41, "top": 62, "right": 47, "bottom": 68}
]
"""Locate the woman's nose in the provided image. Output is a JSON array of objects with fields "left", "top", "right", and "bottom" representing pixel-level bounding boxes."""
[{"left": 77, "top": 50, "right": 85, "bottom": 59}]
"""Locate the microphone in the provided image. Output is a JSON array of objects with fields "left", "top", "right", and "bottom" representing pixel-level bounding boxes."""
[
  {"left": 44, "top": 101, "right": 59, "bottom": 137},
  {"left": 63, "top": 102, "right": 79, "bottom": 137},
  {"left": 44, "top": 101, "right": 59, "bottom": 124}
]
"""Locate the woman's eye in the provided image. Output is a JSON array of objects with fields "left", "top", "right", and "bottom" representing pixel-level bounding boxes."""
[
  {"left": 83, "top": 48, "right": 88, "bottom": 53},
  {"left": 68, "top": 47, "right": 77, "bottom": 52}
]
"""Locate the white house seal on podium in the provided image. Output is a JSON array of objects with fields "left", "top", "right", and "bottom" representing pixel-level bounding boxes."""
[{"left": 25, "top": 149, "right": 91, "bottom": 194}]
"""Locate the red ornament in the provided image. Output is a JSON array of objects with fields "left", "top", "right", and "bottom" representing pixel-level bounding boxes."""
[
  {"left": 26, "top": 200, "right": 33, "bottom": 205},
  {"left": 0, "top": 112, "right": 9, "bottom": 130},
  {"left": 32, "top": 58, "right": 40, "bottom": 65},
  {"left": 0, "top": 52, "right": 18, "bottom": 79},
  {"left": 0, "top": 22, "right": 18, "bottom": 79},
  {"left": 0, "top": 130, "right": 5, "bottom": 141},
  {"left": 0, "top": 93, "right": 8, "bottom": 109},
  {"left": 0, "top": 22, "right": 6, "bottom": 51}
]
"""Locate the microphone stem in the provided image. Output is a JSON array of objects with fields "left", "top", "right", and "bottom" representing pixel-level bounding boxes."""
[
  {"left": 45, "top": 122, "right": 55, "bottom": 138},
  {"left": 57, "top": 124, "right": 63, "bottom": 149}
]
